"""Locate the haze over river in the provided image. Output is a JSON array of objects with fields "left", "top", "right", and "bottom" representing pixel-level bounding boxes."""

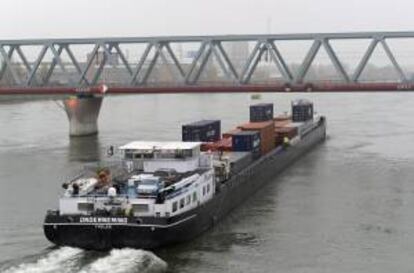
[{"left": 1, "top": 93, "right": 414, "bottom": 273}]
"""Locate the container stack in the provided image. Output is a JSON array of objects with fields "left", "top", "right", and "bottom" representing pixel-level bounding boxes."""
[
  {"left": 238, "top": 121, "right": 275, "bottom": 155},
  {"left": 191, "top": 100, "right": 316, "bottom": 159},
  {"left": 292, "top": 99, "right": 313, "bottom": 122},
  {"left": 250, "top": 103, "right": 274, "bottom": 122},
  {"left": 182, "top": 120, "right": 221, "bottom": 142}
]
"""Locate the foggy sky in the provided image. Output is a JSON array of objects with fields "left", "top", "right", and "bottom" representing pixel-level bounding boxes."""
[{"left": 1, "top": 0, "right": 413, "bottom": 39}]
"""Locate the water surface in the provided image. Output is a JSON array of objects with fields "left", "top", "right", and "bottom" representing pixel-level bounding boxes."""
[{"left": 1, "top": 93, "right": 414, "bottom": 272}]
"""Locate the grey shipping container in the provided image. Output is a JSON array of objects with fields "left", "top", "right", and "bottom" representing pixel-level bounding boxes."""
[
  {"left": 182, "top": 120, "right": 221, "bottom": 142},
  {"left": 292, "top": 99, "right": 313, "bottom": 122},
  {"left": 250, "top": 103, "right": 274, "bottom": 122}
]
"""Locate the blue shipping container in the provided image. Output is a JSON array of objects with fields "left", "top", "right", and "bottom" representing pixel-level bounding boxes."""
[{"left": 232, "top": 131, "right": 261, "bottom": 155}]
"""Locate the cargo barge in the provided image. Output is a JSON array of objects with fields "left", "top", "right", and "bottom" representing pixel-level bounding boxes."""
[{"left": 44, "top": 100, "right": 326, "bottom": 250}]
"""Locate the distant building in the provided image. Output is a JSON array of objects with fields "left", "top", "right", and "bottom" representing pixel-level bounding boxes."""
[{"left": 180, "top": 50, "right": 198, "bottom": 64}]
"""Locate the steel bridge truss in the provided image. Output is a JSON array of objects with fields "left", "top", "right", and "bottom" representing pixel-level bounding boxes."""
[{"left": 0, "top": 31, "right": 413, "bottom": 87}]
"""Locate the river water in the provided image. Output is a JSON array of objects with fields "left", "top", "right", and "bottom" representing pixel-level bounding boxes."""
[{"left": 1, "top": 93, "right": 414, "bottom": 273}]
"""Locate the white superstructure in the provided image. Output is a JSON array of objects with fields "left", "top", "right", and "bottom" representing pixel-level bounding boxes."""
[
  {"left": 59, "top": 141, "right": 215, "bottom": 218},
  {"left": 120, "top": 141, "right": 203, "bottom": 173}
]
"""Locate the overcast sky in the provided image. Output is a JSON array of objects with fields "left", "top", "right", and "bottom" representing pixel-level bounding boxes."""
[{"left": 1, "top": 0, "right": 414, "bottom": 39}]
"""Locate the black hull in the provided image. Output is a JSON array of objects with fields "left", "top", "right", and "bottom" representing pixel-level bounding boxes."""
[{"left": 44, "top": 118, "right": 327, "bottom": 250}]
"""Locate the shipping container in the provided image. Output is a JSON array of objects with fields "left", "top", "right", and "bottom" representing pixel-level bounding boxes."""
[
  {"left": 222, "top": 128, "right": 242, "bottom": 139},
  {"left": 201, "top": 137, "right": 232, "bottom": 152},
  {"left": 200, "top": 142, "right": 214, "bottom": 152},
  {"left": 250, "top": 103, "right": 274, "bottom": 122},
  {"left": 292, "top": 99, "right": 313, "bottom": 122},
  {"left": 182, "top": 120, "right": 221, "bottom": 142},
  {"left": 274, "top": 119, "right": 290, "bottom": 128},
  {"left": 274, "top": 126, "right": 298, "bottom": 139},
  {"left": 238, "top": 121, "right": 275, "bottom": 155},
  {"left": 232, "top": 131, "right": 261, "bottom": 158},
  {"left": 274, "top": 133, "right": 283, "bottom": 146},
  {"left": 274, "top": 123, "right": 298, "bottom": 147}
]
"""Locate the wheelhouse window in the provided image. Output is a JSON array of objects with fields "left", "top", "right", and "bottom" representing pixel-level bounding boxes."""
[
  {"left": 78, "top": 202, "right": 93, "bottom": 212},
  {"left": 157, "top": 150, "right": 175, "bottom": 159},
  {"left": 186, "top": 195, "right": 191, "bottom": 205},
  {"left": 192, "top": 192, "right": 197, "bottom": 202},
  {"left": 207, "top": 184, "right": 210, "bottom": 193},
  {"left": 175, "top": 150, "right": 185, "bottom": 159},
  {"left": 172, "top": 201, "right": 178, "bottom": 212},
  {"left": 173, "top": 149, "right": 194, "bottom": 159},
  {"left": 180, "top": 198, "right": 185, "bottom": 209},
  {"left": 155, "top": 149, "right": 194, "bottom": 159},
  {"left": 133, "top": 153, "right": 143, "bottom": 159},
  {"left": 124, "top": 150, "right": 133, "bottom": 159},
  {"left": 143, "top": 153, "right": 154, "bottom": 159},
  {"left": 182, "top": 149, "right": 193, "bottom": 157}
]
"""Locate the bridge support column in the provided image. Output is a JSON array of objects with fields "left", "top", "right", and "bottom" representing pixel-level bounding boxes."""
[{"left": 63, "top": 96, "right": 103, "bottom": 137}]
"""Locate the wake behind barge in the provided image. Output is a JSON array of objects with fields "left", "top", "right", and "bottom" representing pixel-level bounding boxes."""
[{"left": 44, "top": 100, "right": 326, "bottom": 250}]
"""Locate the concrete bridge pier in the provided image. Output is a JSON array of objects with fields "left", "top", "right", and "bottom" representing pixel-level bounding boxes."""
[{"left": 63, "top": 96, "right": 103, "bottom": 137}]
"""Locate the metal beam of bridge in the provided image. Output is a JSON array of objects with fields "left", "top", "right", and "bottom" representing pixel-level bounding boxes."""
[
  {"left": 1, "top": 31, "right": 414, "bottom": 93},
  {"left": 1, "top": 83, "right": 414, "bottom": 96}
]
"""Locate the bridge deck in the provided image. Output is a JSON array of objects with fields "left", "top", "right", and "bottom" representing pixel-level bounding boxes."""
[{"left": 0, "top": 83, "right": 414, "bottom": 96}]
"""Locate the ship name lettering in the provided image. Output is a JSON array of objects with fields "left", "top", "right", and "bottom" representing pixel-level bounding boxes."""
[{"left": 79, "top": 217, "right": 127, "bottom": 223}]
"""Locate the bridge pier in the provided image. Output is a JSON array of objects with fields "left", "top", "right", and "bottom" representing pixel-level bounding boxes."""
[{"left": 63, "top": 96, "right": 103, "bottom": 137}]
